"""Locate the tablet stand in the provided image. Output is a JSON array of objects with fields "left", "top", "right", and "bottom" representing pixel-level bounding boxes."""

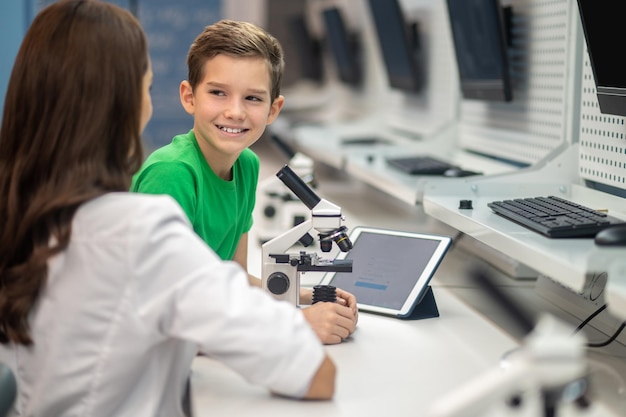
[{"left": 402, "top": 285, "right": 439, "bottom": 320}]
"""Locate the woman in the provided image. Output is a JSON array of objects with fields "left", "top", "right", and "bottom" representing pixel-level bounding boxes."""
[{"left": 0, "top": 1, "right": 335, "bottom": 416}]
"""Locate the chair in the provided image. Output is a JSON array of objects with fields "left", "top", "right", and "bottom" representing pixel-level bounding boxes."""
[{"left": 0, "top": 362, "right": 16, "bottom": 417}]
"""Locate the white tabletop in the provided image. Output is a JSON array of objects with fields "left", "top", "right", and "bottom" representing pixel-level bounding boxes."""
[
  {"left": 188, "top": 140, "right": 626, "bottom": 416},
  {"left": 190, "top": 286, "right": 519, "bottom": 417}
]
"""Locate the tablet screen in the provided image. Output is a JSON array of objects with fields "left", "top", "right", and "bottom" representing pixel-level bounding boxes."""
[{"left": 320, "top": 227, "right": 451, "bottom": 317}]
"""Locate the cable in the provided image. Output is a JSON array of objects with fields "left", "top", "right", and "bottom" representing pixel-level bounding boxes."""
[
  {"left": 572, "top": 303, "right": 607, "bottom": 334},
  {"left": 587, "top": 322, "right": 626, "bottom": 348},
  {"left": 572, "top": 303, "right": 626, "bottom": 348}
]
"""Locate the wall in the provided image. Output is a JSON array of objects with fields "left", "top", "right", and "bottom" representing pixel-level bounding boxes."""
[
  {"left": 0, "top": 0, "right": 222, "bottom": 153},
  {"left": 0, "top": 1, "right": 33, "bottom": 118},
  {"left": 137, "top": 0, "right": 221, "bottom": 152}
]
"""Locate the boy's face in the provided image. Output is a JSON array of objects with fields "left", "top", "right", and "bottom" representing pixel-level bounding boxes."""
[{"left": 180, "top": 54, "right": 284, "bottom": 164}]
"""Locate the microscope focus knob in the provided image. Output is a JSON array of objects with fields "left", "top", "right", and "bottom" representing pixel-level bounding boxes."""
[{"left": 267, "top": 272, "right": 290, "bottom": 295}]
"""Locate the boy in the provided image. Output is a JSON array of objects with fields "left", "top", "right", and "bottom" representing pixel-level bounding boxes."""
[{"left": 131, "top": 20, "right": 357, "bottom": 345}]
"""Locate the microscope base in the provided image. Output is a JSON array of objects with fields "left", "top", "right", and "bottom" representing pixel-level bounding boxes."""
[{"left": 400, "top": 286, "right": 439, "bottom": 320}]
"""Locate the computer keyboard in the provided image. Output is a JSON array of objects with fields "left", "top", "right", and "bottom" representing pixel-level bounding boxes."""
[
  {"left": 487, "top": 196, "right": 626, "bottom": 238},
  {"left": 386, "top": 155, "right": 457, "bottom": 175},
  {"left": 341, "top": 137, "right": 391, "bottom": 146}
]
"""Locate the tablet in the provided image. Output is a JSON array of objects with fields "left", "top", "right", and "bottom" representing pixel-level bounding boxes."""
[{"left": 319, "top": 226, "right": 452, "bottom": 318}]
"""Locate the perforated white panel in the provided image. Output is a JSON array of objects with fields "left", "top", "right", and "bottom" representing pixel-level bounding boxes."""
[
  {"left": 457, "top": 0, "right": 572, "bottom": 165},
  {"left": 578, "top": 53, "right": 626, "bottom": 189}
]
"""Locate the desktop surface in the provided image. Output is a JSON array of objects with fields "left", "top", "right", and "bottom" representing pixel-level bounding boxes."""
[
  {"left": 191, "top": 288, "right": 520, "bottom": 417},
  {"left": 190, "top": 287, "right": 621, "bottom": 417},
  {"left": 240, "top": 139, "right": 626, "bottom": 416}
]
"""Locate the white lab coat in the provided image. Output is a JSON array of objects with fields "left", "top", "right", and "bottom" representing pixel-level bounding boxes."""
[{"left": 0, "top": 193, "right": 324, "bottom": 417}]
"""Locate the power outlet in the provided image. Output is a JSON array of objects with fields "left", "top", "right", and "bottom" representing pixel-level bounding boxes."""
[{"left": 535, "top": 274, "right": 626, "bottom": 347}]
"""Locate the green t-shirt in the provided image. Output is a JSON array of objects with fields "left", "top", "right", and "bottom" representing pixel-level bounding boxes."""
[{"left": 131, "top": 130, "right": 259, "bottom": 261}]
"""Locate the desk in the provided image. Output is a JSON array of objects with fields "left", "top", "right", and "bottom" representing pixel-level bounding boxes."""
[
  {"left": 189, "top": 139, "right": 626, "bottom": 416},
  {"left": 191, "top": 287, "right": 519, "bottom": 417},
  {"left": 190, "top": 287, "right": 622, "bottom": 417}
]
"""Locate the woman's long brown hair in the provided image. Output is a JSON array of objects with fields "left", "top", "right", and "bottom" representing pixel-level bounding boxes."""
[{"left": 0, "top": 0, "right": 148, "bottom": 345}]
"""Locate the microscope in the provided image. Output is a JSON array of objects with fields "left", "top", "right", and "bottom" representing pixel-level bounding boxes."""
[
  {"left": 256, "top": 152, "right": 316, "bottom": 245},
  {"left": 429, "top": 268, "right": 593, "bottom": 417},
  {"left": 262, "top": 164, "right": 353, "bottom": 305}
]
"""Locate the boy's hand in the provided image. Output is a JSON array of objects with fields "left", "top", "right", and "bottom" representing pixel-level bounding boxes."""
[
  {"left": 302, "top": 301, "right": 357, "bottom": 345},
  {"left": 335, "top": 288, "right": 358, "bottom": 320},
  {"left": 300, "top": 287, "right": 358, "bottom": 320}
]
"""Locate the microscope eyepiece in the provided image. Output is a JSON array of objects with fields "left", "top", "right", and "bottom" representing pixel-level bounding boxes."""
[
  {"left": 276, "top": 165, "right": 321, "bottom": 210},
  {"left": 319, "top": 226, "right": 352, "bottom": 253}
]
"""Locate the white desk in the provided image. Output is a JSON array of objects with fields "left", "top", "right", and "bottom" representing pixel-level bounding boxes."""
[
  {"left": 422, "top": 144, "right": 626, "bottom": 321},
  {"left": 189, "top": 140, "right": 626, "bottom": 416},
  {"left": 190, "top": 286, "right": 622, "bottom": 417},
  {"left": 287, "top": 120, "right": 517, "bottom": 205},
  {"left": 191, "top": 286, "right": 519, "bottom": 417}
]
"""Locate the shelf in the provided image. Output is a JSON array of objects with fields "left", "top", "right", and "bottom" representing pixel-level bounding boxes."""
[
  {"left": 422, "top": 144, "right": 626, "bottom": 320},
  {"left": 290, "top": 120, "right": 518, "bottom": 205}
]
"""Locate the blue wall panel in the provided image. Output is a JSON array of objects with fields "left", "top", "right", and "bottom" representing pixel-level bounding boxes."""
[
  {"left": 0, "top": 0, "right": 33, "bottom": 118},
  {"left": 139, "top": 0, "right": 222, "bottom": 151},
  {"left": 1, "top": 0, "right": 222, "bottom": 153}
]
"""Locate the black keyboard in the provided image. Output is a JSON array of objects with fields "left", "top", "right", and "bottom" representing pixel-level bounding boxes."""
[
  {"left": 386, "top": 156, "right": 456, "bottom": 175},
  {"left": 488, "top": 196, "right": 626, "bottom": 238}
]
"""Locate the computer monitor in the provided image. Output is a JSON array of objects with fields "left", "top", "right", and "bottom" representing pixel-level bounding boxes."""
[
  {"left": 321, "top": 7, "right": 362, "bottom": 87},
  {"left": 577, "top": 1, "right": 626, "bottom": 117},
  {"left": 288, "top": 14, "right": 324, "bottom": 84},
  {"left": 446, "top": 0, "right": 513, "bottom": 102},
  {"left": 366, "top": 0, "right": 423, "bottom": 93}
]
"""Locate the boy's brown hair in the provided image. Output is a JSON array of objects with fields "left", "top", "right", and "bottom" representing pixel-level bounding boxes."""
[{"left": 187, "top": 19, "right": 285, "bottom": 102}]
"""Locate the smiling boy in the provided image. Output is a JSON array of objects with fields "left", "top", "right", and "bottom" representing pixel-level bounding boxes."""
[{"left": 131, "top": 20, "right": 357, "bottom": 345}]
